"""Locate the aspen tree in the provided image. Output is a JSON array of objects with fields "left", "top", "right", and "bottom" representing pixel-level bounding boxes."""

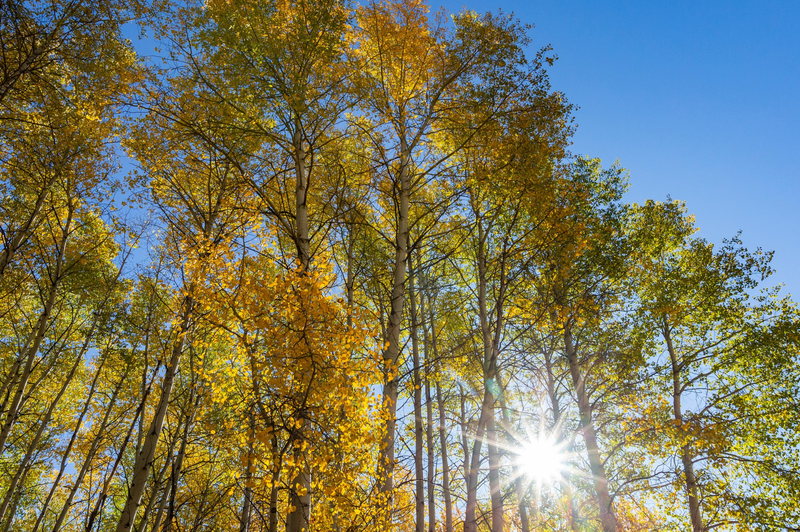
[{"left": 630, "top": 200, "right": 800, "bottom": 530}]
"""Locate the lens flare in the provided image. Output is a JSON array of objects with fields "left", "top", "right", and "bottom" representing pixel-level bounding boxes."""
[{"left": 516, "top": 436, "right": 564, "bottom": 483}]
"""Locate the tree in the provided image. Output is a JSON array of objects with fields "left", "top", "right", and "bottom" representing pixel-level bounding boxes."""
[{"left": 631, "top": 200, "right": 800, "bottom": 530}]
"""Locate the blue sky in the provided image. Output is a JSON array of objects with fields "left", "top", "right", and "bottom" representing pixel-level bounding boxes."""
[{"left": 435, "top": 0, "right": 800, "bottom": 295}]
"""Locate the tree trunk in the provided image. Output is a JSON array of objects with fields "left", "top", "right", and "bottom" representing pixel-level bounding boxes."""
[
  {"left": 54, "top": 368, "right": 138, "bottom": 532},
  {"left": 293, "top": 117, "right": 311, "bottom": 271},
  {"left": 465, "top": 213, "right": 504, "bottom": 532},
  {"left": 663, "top": 317, "right": 703, "bottom": 532},
  {"left": 135, "top": 453, "right": 173, "bottom": 532},
  {"left": 0, "top": 459, "right": 31, "bottom": 532},
  {"left": 269, "top": 430, "right": 282, "bottom": 532},
  {"left": 30, "top": 355, "right": 107, "bottom": 532},
  {"left": 0, "top": 206, "right": 72, "bottom": 453},
  {"left": 464, "top": 391, "right": 492, "bottom": 532},
  {"left": 163, "top": 387, "right": 199, "bottom": 532},
  {"left": 408, "top": 249, "right": 425, "bottom": 532},
  {"left": 114, "top": 297, "right": 193, "bottom": 532},
  {"left": 499, "top": 400, "right": 529, "bottom": 532},
  {"left": 426, "top": 374, "right": 436, "bottom": 532},
  {"left": 487, "top": 416, "right": 504, "bottom": 532},
  {"left": 543, "top": 345, "right": 579, "bottom": 531},
  {"left": 240, "top": 417, "right": 255, "bottom": 532},
  {"left": 379, "top": 139, "right": 410, "bottom": 505},
  {"left": 285, "top": 432, "right": 311, "bottom": 532},
  {"left": 421, "top": 288, "right": 437, "bottom": 532},
  {"left": 564, "top": 324, "right": 617, "bottom": 532},
  {"left": 436, "top": 381, "right": 453, "bottom": 532},
  {"left": 429, "top": 298, "right": 453, "bottom": 532},
  {"left": 0, "top": 315, "right": 105, "bottom": 524},
  {"left": 149, "top": 482, "right": 172, "bottom": 532},
  {"left": 138, "top": 381, "right": 185, "bottom": 532},
  {"left": 459, "top": 384, "right": 469, "bottom": 482},
  {"left": 285, "top": 117, "right": 312, "bottom": 532}
]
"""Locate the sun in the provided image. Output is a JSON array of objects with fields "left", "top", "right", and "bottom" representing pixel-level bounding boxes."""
[{"left": 515, "top": 436, "right": 565, "bottom": 484}]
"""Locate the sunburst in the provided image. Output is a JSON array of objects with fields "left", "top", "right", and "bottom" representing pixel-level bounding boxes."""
[{"left": 514, "top": 434, "right": 566, "bottom": 484}]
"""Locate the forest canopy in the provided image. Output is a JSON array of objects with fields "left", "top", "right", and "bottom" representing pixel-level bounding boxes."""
[{"left": 1, "top": 0, "right": 798, "bottom": 531}]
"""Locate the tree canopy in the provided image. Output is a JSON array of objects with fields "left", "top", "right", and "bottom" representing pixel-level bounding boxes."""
[{"left": 0, "top": 0, "right": 798, "bottom": 531}]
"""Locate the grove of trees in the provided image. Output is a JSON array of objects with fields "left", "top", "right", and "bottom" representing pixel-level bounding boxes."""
[{"left": 1, "top": 0, "right": 798, "bottom": 530}]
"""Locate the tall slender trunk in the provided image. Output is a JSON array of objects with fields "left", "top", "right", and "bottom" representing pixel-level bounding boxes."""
[
  {"left": 135, "top": 452, "right": 173, "bottom": 532},
  {"left": 293, "top": 117, "right": 311, "bottom": 271},
  {"left": 513, "top": 457, "right": 530, "bottom": 532},
  {"left": 465, "top": 213, "right": 504, "bottom": 532},
  {"left": 285, "top": 430, "right": 311, "bottom": 532},
  {"left": 30, "top": 356, "right": 107, "bottom": 532},
  {"left": 188, "top": 482, "right": 211, "bottom": 531},
  {"left": 79, "top": 297, "right": 158, "bottom": 532},
  {"left": 663, "top": 317, "right": 703, "bottom": 532},
  {"left": 379, "top": 138, "right": 410, "bottom": 504},
  {"left": 115, "top": 297, "right": 193, "bottom": 532},
  {"left": 487, "top": 416, "right": 503, "bottom": 532},
  {"left": 421, "top": 284, "right": 436, "bottom": 532},
  {"left": 429, "top": 297, "right": 453, "bottom": 532},
  {"left": 136, "top": 358, "right": 185, "bottom": 532},
  {"left": 408, "top": 249, "right": 425, "bottom": 532},
  {"left": 0, "top": 312, "right": 104, "bottom": 524},
  {"left": 436, "top": 381, "right": 453, "bottom": 532},
  {"left": 0, "top": 363, "right": 21, "bottom": 423},
  {"left": 420, "top": 288, "right": 436, "bottom": 532},
  {"left": 248, "top": 349, "right": 281, "bottom": 532},
  {"left": 425, "top": 372, "right": 436, "bottom": 532},
  {"left": 285, "top": 118, "right": 312, "bottom": 532},
  {"left": 0, "top": 313, "right": 46, "bottom": 407},
  {"left": 459, "top": 385, "right": 469, "bottom": 482},
  {"left": 163, "top": 387, "right": 199, "bottom": 532},
  {"left": 150, "top": 438, "right": 181, "bottom": 532},
  {"left": 564, "top": 324, "right": 617, "bottom": 532},
  {"left": 464, "top": 390, "right": 493, "bottom": 532},
  {"left": 543, "top": 345, "right": 579, "bottom": 531},
  {"left": 0, "top": 460, "right": 30, "bottom": 532},
  {"left": 55, "top": 367, "right": 139, "bottom": 532},
  {"left": 269, "top": 428, "right": 282, "bottom": 532},
  {"left": 149, "top": 482, "right": 172, "bottom": 532},
  {"left": 0, "top": 206, "right": 73, "bottom": 453},
  {"left": 499, "top": 400, "right": 529, "bottom": 532},
  {"left": 240, "top": 416, "right": 255, "bottom": 532}
]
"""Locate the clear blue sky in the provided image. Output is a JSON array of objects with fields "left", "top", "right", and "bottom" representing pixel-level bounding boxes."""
[{"left": 435, "top": 0, "right": 800, "bottom": 296}]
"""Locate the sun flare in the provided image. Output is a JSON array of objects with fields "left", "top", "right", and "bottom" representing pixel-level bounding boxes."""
[{"left": 516, "top": 437, "right": 564, "bottom": 483}]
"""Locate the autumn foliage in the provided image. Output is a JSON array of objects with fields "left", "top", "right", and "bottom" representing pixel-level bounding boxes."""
[{"left": 1, "top": 0, "right": 799, "bottom": 531}]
